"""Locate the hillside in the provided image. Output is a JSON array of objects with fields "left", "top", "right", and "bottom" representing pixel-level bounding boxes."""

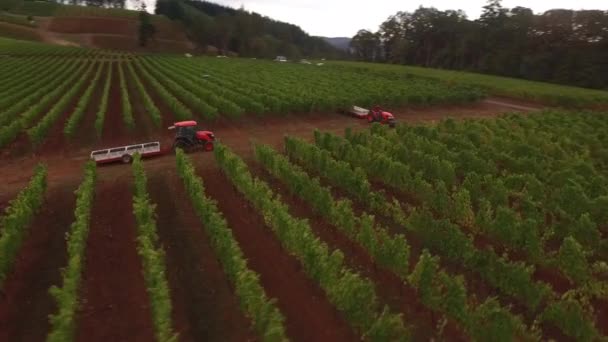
[
  {"left": 323, "top": 37, "right": 351, "bottom": 51},
  {"left": 156, "top": 0, "right": 345, "bottom": 58},
  {"left": 0, "top": 1, "right": 194, "bottom": 52}
]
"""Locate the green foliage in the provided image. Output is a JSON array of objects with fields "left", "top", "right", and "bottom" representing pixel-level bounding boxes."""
[
  {"left": 0, "top": 60, "right": 85, "bottom": 147},
  {"left": 557, "top": 236, "right": 590, "bottom": 285},
  {"left": 133, "top": 59, "right": 192, "bottom": 121},
  {"left": 95, "top": 62, "right": 112, "bottom": 136},
  {"left": 131, "top": 154, "right": 178, "bottom": 342},
  {"left": 0, "top": 13, "right": 37, "bottom": 27},
  {"left": 117, "top": 60, "right": 134, "bottom": 129},
  {"left": 215, "top": 143, "right": 409, "bottom": 339},
  {"left": 28, "top": 61, "right": 96, "bottom": 146},
  {"left": 175, "top": 149, "right": 287, "bottom": 341},
  {"left": 0, "top": 164, "right": 47, "bottom": 288},
  {"left": 469, "top": 298, "right": 530, "bottom": 342},
  {"left": 255, "top": 143, "right": 411, "bottom": 278},
  {"left": 541, "top": 294, "right": 599, "bottom": 341},
  {"left": 48, "top": 161, "right": 96, "bottom": 342},
  {"left": 125, "top": 60, "right": 161, "bottom": 126},
  {"left": 64, "top": 61, "right": 104, "bottom": 137}
]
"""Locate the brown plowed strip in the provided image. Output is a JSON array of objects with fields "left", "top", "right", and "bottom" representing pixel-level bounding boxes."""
[
  {"left": 75, "top": 173, "right": 155, "bottom": 342},
  {"left": 197, "top": 164, "right": 357, "bottom": 341},
  {"left": 146, "top": 169, "right": 255, "bottom": 341},
  {"left": 250, "top": 163, "right": 465, "bottom": 341},
  {"left": 0, "top": 183, "right": 77, "bottom": 341}
]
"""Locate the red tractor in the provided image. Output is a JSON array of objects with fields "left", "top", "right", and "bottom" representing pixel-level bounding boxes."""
[
  {"left": 168, "top": 120, "right": 215, "bottom": 152},
  {"left": 368, "top": 106, "right": 396, "bottom": 128}
]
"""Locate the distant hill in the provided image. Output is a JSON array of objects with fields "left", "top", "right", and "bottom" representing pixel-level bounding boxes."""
[
  {"left": 0, "top": 2, "right": 194, "bottom": 52},
  {"left": 323, "top": 37, "right": 351, "bottom": 51},
  {"left": 156, "top": 0, "right": 345, "bottom": 59}
]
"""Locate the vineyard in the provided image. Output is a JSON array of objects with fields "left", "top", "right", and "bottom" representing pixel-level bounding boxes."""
[
  {"left": 0, "top": 37, "right": 489, "bottom": 154},
  {"left": 2, "top": 36, "right": 608, "bottom": 341}
]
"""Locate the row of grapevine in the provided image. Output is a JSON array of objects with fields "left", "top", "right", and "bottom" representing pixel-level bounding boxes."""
[
  {"left": 131, "top": 154, "right": 178, "bottom": 342},
  {"left": 117, "top": 61, "right": 134, "bottom": 129},
  {"left": 27, "top": 61, "right": 97, "bottom": 146},
  {"left": 254, "top": 144, "right": 410, "bottom": 277},
  {"left": 0, "top": 57, "right": 61, "bottom": 106},
  {"left": 132, "top": 60, "right": 192, "bottom": 121},
  {"left": 286, "top": 133, "right": 603, "bottom": 340},
  {"left": 148, "top": 57, "right": 248, "bottom": 117},
  {"left": 214, "top": 143, "right": 409, "bottom": 340},
  {"left": 0, "top": 58, "right": 77, "bottom": 127},
  {"left": 161, "top": 57, "right": 266, "bottom": 114},
  {"left": 312, "top": 130, "right": 555, "bottom": 310},
  {"left": 138, "top": 58, "right": 218, "bottom": 120},
  {"left": 344, "top": 127, "right": 548, "bottom": 263},
  {"left": 64, "top": 61, "right": 104, "bottom": 137},
  {"left": 175, "top": 149, "right": 288, "bottom": 341},
  {"left": 185, "top": 59, "right": 290, "bottom": 113},
  {"left": 47, "top": 161, "right": 96, "bottom": 341},
  {"left": 272, "top": 139, "right": 533, "bottom": 340},
  {"left": 94, "top": 62, "right": 112, "bottom": 136},
  {"left": 0, "top": 61, "right": 87, "bottom": 148},
  {"left": 373, "top": 116, "right": 607, "bottom": 293},
  {"left": 0, "top": 164, "right": 47, "bottom": 288},
  {"left": 125, "top": 60, "right": 161, "bottom": 127},
  {"left": 0, "top": 37, "right": 95, "bottom": 56}
]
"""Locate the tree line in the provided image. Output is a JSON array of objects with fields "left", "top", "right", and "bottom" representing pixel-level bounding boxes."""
[
  {"left": 156, "top": 0, "right": 344, "bottom": 59},
  {"left": 350, "top": 0, "right": 608, "bottom": 89}
]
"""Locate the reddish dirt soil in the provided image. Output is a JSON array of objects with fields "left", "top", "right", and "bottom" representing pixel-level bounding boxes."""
[
  {"left": 197, "top": 165, "right": 357, "bottom": 341},
  {"left": 0, "top": 183, "right": 77, "bottom": 341},
  {"left": 91, "top": 35, "right": 194, "bottom": 53},
  {"left": 146, "top": 169, "right": 255, "bottom": 341},
  {"left": 75, "top": 173, "right": 155, "bottom": 342},
  {"left": 48, "top": 17, "right": 188, "bottom": 41},
  {"left": 250, "top": 163, "right": 465, "bottom": 341}
]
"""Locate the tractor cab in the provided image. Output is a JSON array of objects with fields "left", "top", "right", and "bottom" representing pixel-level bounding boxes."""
[{"left": 168, "top": 120, "right": 215, "bottom": 151}]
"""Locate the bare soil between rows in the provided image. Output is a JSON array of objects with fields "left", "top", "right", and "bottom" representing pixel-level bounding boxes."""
[
  {"left": 197, "top": 164, "right": 357, "bottom": 341},
  {"left": 146, "top": 168, "right": 255, "bottom": 341},
  {"left": 75, "top": 173, "right": 155, "bottom": 342},
  {"left": 0, "top": 183, "right": 78, "bottom": 341}
]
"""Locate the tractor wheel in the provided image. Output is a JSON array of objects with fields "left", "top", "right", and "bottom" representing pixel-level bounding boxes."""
[{"left": 121, "top": 154, "right": 133, "bottom": 164}]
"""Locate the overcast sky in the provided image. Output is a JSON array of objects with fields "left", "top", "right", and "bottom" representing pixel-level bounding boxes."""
[{"left": 142, "top": 0, "right": 608, "bottom": 37}]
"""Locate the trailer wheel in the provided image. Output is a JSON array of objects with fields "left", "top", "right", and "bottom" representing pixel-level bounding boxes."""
[{"left": 121, "top": 154, "right": 133, "bottom": 164}]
